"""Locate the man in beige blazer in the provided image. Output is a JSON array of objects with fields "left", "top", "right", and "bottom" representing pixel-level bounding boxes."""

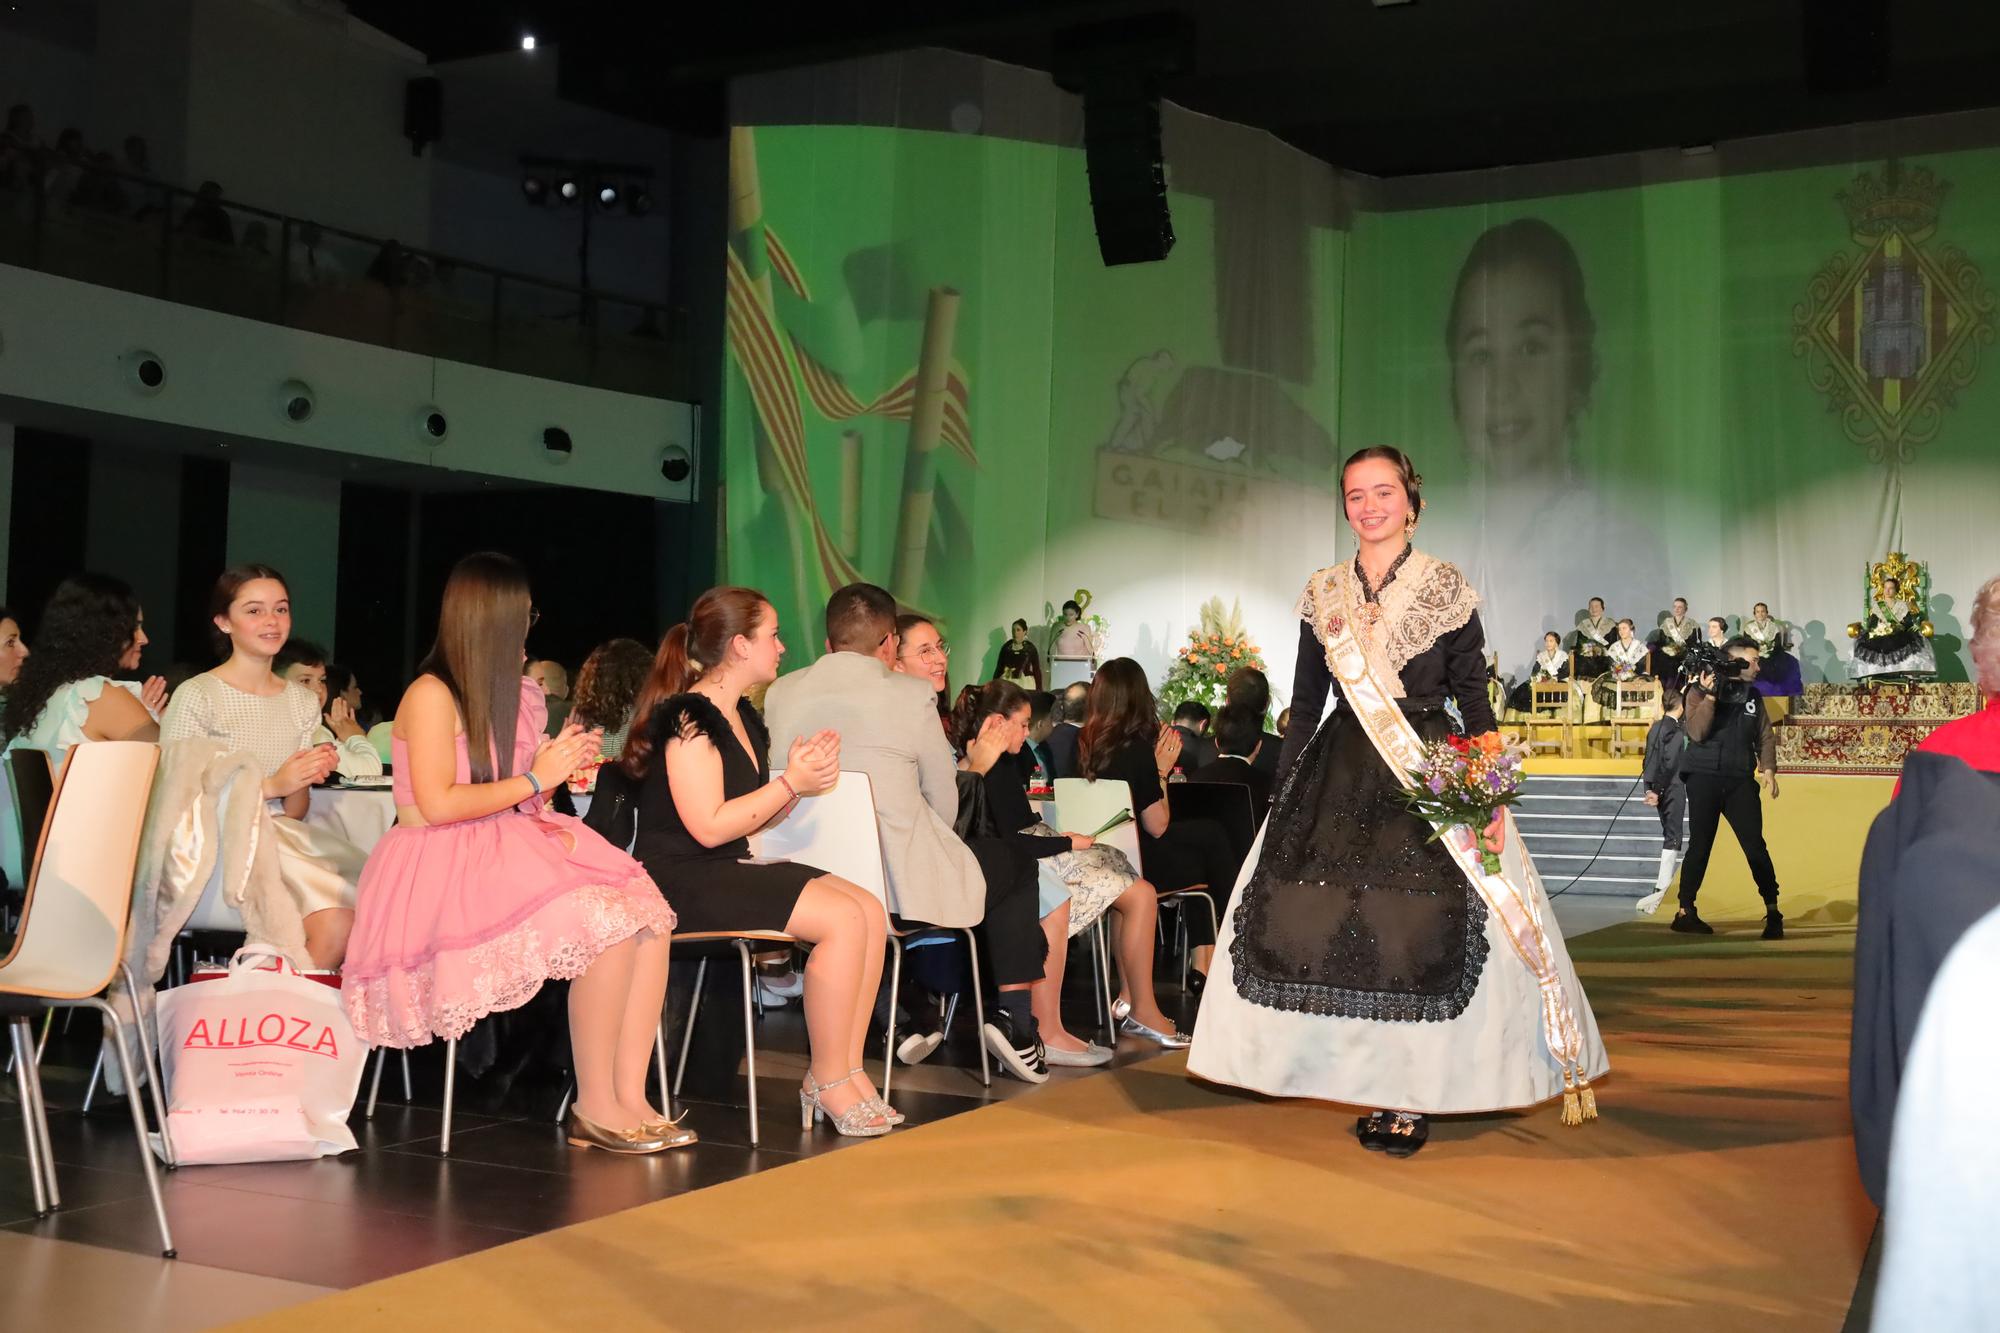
[{"left": 764, "top": 583, "right": 1051, "bottom": 1082}]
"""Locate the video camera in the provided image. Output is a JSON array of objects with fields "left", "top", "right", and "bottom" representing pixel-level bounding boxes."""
[{"left": 1682, "top": 639, "right": 1751, "bottom": 687}]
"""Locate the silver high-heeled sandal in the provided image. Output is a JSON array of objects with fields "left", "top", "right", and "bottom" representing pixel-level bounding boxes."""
[
  {"left": 800, "top": 1071, "right": 891, "bottom": 1137},
  {"left": 849, "top": 1068, "right": 905, "bottom": 1125}
]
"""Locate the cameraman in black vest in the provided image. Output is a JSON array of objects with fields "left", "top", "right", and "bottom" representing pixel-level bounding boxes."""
[{"left": 1674, "top": 636, "right": 1784, "bottom": 939}]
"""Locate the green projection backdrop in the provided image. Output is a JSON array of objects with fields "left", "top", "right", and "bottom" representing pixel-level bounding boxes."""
[{"left": 725, "top": 118, "right": 2000, "bottom": 696}]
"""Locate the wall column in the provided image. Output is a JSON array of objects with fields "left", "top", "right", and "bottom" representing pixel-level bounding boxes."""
[{"left": 226, "top": 464, "right": 341, "bottom": 650}]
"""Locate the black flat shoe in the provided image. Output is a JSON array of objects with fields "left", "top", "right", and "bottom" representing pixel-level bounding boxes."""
[
  {"left": 1762, "top": 909, "right": 1785, "bottom": 941},
  {"left": 1184, "top": 968, "right": 1208, "bottom": 998},
  {"left": 1356, "top": 1111, "right": 1390, "bottom": 1151},
  {"left": 1381, "top": 1112, "right": 1429, "bottom": 1158}
]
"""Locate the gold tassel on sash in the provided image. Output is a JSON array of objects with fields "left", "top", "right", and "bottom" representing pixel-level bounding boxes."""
[{"left": 1561, "top": 1069, "right": 1582, "bottom": 1127}]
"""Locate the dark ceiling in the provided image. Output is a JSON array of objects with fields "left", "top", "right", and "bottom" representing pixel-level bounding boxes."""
[{"left": 351, "top": 0, "right": 2000, "bottom": 176}]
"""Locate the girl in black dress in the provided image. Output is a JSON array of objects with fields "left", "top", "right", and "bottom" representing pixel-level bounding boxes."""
[
  {"left": 993, "top": 619, "right": 1045, "bottom": 690},
  {"left": 609, "top": 587, "right": 895, "bottom": 1137},
  {"left": 952, "top": 680, "right": 1186, "bottom": 1061},
  {"left": 1078, "top": 658, "right": 1243, "bottom": 996}
]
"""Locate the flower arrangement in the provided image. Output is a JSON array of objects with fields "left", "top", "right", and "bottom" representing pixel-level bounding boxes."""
[
  {"left": 1158, "top": 597, "right": 1268, "bottom": 716},
  {"left": 1399, "top": 732, "right": 1525, "bottom": 875}
]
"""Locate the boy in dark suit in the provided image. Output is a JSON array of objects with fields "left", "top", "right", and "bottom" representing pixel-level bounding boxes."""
[
  {"left": 1635, "top": 688, "right": 1685, "bottom": 915},
  {"left": 1191, "top": 704, "right": 1273, "bottom": 824}
]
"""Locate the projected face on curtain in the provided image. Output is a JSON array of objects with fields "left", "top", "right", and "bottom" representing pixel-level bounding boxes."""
[
  {"left": 1429, "top": 217, "right": 1666, "bottom": 675},
  {"left": 1446, "top": 220, "right": 1597, "bottom": 476}
]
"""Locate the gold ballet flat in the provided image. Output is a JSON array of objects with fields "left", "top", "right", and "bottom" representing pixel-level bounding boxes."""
[
  {"left": 565, "top": 1110, "right": 671, "bottom": 1154},
  {"left": 640, "top": 1111, "right": 701, "bottom": 1149}
]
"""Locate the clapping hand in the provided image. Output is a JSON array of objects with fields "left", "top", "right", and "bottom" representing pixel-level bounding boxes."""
[
  {"left": 270, "top": 743, "right": 339, "bottom": 799},
  {"left": 141, "top": 675, "right": 168, "bottom": 718},
  {"left": 530, "top": 723, "right": 602, "bottom": 792},
  {"left": 964, "top": 715, "right": 1008, "bottom": 776},
  {"left": 1153, "top": 724, "right": 1184, "bottom": 775},
  {"left": 782, "top": 729, "right": 841, "bottom": 797},
  {"left": 326, "top": 695, "right": 365, "bottom": 742}
]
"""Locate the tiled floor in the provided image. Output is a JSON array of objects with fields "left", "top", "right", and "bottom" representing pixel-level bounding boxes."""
[
  {"left": 3, "top": 896, "right": 1635, "bottom": 1329},
  {"left": 1, "top": 937, "right": 1194, "bottom": 1323}
]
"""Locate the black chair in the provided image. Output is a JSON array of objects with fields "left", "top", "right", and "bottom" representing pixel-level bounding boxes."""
[
  {"left": 1, "top": 750, "right": 54, "bottom": 947},
  {"left": 1168, "top": 781, "right": 1257, "bottom": 861}
]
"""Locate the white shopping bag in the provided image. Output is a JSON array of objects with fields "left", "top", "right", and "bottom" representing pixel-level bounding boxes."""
[{"left": 154, "top": 946, "right": 367, "bottom": 1164}]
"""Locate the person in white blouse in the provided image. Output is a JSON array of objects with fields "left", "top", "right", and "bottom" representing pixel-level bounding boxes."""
[
  {"left": 275, "top": 639, "right": 382, "bottom": 779},
  {"left": 1607, "top": 619, "right": 1650, "bottom": 678},
  {"left": 1572, "top": 597, "right": 1615, "bottom": 678},
  {"left": 1, "top": 573, "right": 164, "bottom": 770},
  {"left": 161, "top": 565, "right": 357, "bottom": 969},
  {"left": 1655, "top": 597, "right": 1698, "bottom": 675},
  {"left": 1507, "top": 630, "right": 1573, "bottom": 713},
  {"left": 1594, "top": 618, "right": 1655, "bottom": 708}
]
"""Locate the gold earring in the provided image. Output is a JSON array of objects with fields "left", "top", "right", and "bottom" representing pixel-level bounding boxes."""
[{"left": 1403, "top": 512, "right": 1419, "bottom": 538}]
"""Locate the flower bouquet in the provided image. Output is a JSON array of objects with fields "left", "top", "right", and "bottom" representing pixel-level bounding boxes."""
[
  {"left": 1159, "top": 597, "right": 1268, "bottom": 716},
  {"left": 1399, "top": 732, "right": 1526, "bottom": 875}
]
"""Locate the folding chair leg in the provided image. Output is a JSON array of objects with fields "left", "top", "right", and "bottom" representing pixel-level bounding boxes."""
[
  {"left": 439, "top": 1037, "right": 457, "bottom": 1157},
  {"left": 365, "top": 1046, "right": 386, "bottom": 1119},
  {"left": 882, "top": 938, "right": 904, "bottom": 1107},
  {"left": 1096, "top": 920, "right": 1112, "bottom": 1032},
  {"left": 9, "top": 1019, "right": 49, "bottom": 1217},
  {"left": 120, "top": 963, "right": 176, "bottom": 1169},
  {"left": 94, "top": 1002, "right": 174, "bottom": 1257},
  {"left": 654, "top": 1021, "right": 670, "bottom": 1117},
  {"left": 553, "top": 1080, "right": 574, "bottom": 1124},
  {"left": 673, "top": 958, "right": 708, "bottom": 1097},
  {"left": 401, "top": 1050, "right": 413, "bottom": 1099},
  {"left": 961, "top": 929, "right": 990, "bottom": 1089},
  {"left": 80, "top": 1047, "right": 104, "bottom": 1113},
  {"left": 735, "top": 941, "right": 759, "bottom": 1147},
  {"left": 36, "top": 1009, "right": 53, "bottom": 1060},
  {"left": 942, "top": 993, "right": 960, "bottom": 1039},
  {"left": 1096, "top": 922, "right": 1116, "bottom": 1045}
]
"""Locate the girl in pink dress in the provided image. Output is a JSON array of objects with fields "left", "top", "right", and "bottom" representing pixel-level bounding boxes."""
[{"left": 341, "top": 553, "right": 684, "bottom": 1155}]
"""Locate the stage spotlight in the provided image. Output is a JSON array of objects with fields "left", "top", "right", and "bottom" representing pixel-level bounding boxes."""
[
  {"left": 522, "top": 175, "right": 547, "bottom": 205},
  {"left": 557, "top": 176, "right": 579, "bottom": 203},
  {"left": 521, "top": 34, "right": 537, "bottom": 51},
  {"left": 596, "top": 182, "right": 620, "bottom": 210},
  {"left": 626, "top": 185, "right": 653, "bottom": 216}
]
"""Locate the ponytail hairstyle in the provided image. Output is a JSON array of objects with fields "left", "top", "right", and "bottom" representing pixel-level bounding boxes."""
[
  {"left": 621, "top": 586, "right": 771, "bottom": 777},
  {"left": 948, "top": 678, "right": 1028, "bottom": 755},
  {"left": 1077, "top": 657, "right": 1159, "bottom": 780},
  {"left": 416, "top": 552, "right": 532, "bottom": 784}
]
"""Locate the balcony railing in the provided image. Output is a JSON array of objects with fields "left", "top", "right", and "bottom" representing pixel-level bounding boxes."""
[{"left": 0, "top": 164, "right": 695, "bottom": 403}]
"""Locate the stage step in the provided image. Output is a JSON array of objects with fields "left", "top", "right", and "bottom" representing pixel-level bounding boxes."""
[{"left": 1516, "top": 774, "right": 1682, "bottom": 899}]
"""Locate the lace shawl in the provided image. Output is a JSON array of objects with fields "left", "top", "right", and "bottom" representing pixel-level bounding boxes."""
[{"left": 1295, "top": 550, "right": 1481, "bottom": 699}]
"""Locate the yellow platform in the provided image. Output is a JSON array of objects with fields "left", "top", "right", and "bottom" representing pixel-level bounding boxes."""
[
  {"left": 1522, "top": 756, "right": 1642, "bottom": 777},
  {"left": 1645, "top": 773, "right": 1890, "bottom": 922}
]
